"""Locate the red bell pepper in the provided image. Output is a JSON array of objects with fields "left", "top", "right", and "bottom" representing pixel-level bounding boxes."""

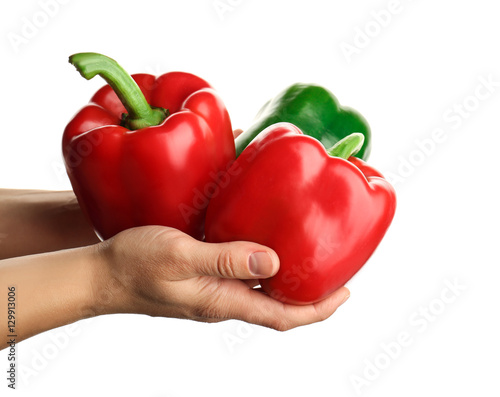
[
  {"left": 205, "top": 123, "right": 396, "bottom": 305},
  {"left": 63, "top": 52, "right": 234, "bottom": 240}
]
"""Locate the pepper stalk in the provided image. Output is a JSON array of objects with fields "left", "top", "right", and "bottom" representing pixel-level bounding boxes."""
[
  {"left": 327, "top": 133, "right": 365, "bottom": 159},
  {"left": 69, "top": 52, "right": 168, "bottom": 130}
]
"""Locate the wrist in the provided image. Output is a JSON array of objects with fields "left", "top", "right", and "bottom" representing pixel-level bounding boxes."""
[
  {"left": 86, "top": 239, "right": 132, "bottom": 317},
  {"left": 49, "top": 191, "right": 100, "bottom": 248},
  {"left": 85, "top": 242, "right": 113, "bottom": 317}
]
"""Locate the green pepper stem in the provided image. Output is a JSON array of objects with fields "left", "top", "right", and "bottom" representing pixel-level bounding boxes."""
[
  {"left": 326, "top": 133, "right": 365, "bottom": 159},
  {"left": 69, "top": 52, "right": 167, "bottom": 130}
]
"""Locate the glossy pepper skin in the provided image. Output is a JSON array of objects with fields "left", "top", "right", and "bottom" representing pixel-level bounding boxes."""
[
  {"left": 206, "top": 123, "right": 395, "bottom": 305},
  {"left": 63, "top": 53, "right": 234, "bottom": 240},
  {"left": 235, "top": 83, "right": 371, "bottom": 159}
]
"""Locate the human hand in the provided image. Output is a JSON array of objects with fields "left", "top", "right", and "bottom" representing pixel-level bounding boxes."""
[
  {"left": 92, "top": 226, "right": 350, "bottom": 331},
  {"left": 0, "top": 189, "right": 99, "bottom": 259}
]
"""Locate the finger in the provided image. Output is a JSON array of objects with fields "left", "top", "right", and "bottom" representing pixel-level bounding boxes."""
[
  {"left": 249, "top": 286, "right": 267, "bottom": 293},
  {"left": 220, "top": 285, "right": 350, "bottom": 331},
  {"left": 181, "top": 239, "right": 280, "bottom": 280},
  {"left": 243, "top": 279, "right": 260, "bottom": 289},
  {"left": 233, "top": 129, "right": 244, "bottom": 138}
]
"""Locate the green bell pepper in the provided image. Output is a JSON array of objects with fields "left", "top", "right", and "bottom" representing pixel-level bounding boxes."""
[{"left": 235, "top": 83, "right": 371, "bottom": 159}]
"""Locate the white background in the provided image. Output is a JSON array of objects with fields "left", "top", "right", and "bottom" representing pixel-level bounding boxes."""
[{"left": 1, "top": 0, "right": 499, "bottom": 396}]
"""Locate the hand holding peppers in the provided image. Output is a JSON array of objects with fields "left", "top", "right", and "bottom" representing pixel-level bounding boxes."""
[{"left": 63, "top": 52, "right": 395, "bottom": 308}]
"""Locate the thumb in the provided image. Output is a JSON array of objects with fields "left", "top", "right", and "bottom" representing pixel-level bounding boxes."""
[{"left": 188, "top": 240, "right": 280, "bottom": 279}]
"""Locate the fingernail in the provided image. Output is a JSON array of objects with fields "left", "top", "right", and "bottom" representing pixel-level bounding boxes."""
[{"left": 249, "top": 252, "right": 274, "bottom": 277}]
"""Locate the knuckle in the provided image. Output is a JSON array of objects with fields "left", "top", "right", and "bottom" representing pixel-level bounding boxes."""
[
  {"left": 312, "top": 303, "right": 332, "bottom": 323},
  {"left": 191, "top": 300, "right": 225, "bottom": 321},
  {"left": 190, "top": 284, "right": 230, "bottom": 321},
  {"left": 165, "top": 233, "right": 191, "bottom": 253},
  {"left": 271, "top": 318, "right": 293, "bottom": 332},
  {"left": 316, "top": 310, "right": 330, "bottom": 323},
  {"left": 160, "top": 233, "right": 193, "bottom": 274},
  {"left": 216, "top": 249, "right": 237, "bottom": 278}
]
